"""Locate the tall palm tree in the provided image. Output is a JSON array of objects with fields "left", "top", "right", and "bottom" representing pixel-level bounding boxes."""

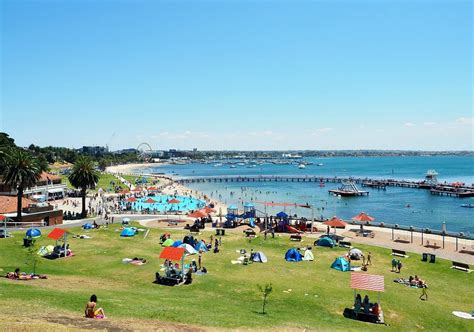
[
  {"left": 68, "top": 156, "right": 100, "bottom": 218},
  {"left": 1, "top": 148, "right": 43, "bottom": 222}
]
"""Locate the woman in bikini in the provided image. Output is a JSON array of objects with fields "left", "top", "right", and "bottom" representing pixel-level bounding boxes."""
[{"left": 85, "top": 294, "right": 106, "bottom": 318}]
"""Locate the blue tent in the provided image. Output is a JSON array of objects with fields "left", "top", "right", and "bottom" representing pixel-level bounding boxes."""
[
  {"left": 120, "top": 228, "right": 136, "bottom": 237},
  {"left": 331, "top": 257, "right": 350, "bottom": 272},
  {"left": 285, "top": 248, "right": 302, "bottom": 262},
  {"left": 317, "top": 236, "right": 336, "bottom": 248},
  {"left": 172, "top": 240, "right": 183, "bottom": 247},
  {"left": 194, "top": 241, "right": 208, "bottom": 252},
  {"left": 25, "top": 228, "right": 41, "bottom": 239},
  {"left": 83, "top": 223, "right": 93, "bottom": 230},
  {"left": 276, "top": 211, "right": 288, "bottom": 218}
]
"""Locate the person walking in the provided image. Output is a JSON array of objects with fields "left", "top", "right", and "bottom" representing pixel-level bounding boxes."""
[
  {"left": 419, "top": 281, "right": 428, "bottom": 301},
  {"left": 198, "top": 251, "right": 202, "bottom": 270},
  {"left": 397, "top": 260, "right": 403, "bottom": 274},
  {"left": 391, "top": 258, "right": 398, "bottom": 272},
  {"left": 367, "top": 252, "right": 372, "bottom": 265}
]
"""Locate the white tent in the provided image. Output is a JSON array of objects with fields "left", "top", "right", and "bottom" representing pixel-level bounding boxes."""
[
  {"left": 253, "top": 251, "right": 268, "bottom": 263},
  {"left": 349, "top": 248, "right": 363, "bottom": 260},
  {"left": 303, "top": 249, "right": 314, "bottom": 261},
  {"left": 179, "top": 243, "right": 198, "bottom": 255}
]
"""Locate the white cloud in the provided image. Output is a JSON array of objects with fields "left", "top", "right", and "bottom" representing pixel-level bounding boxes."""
[
  {"left": 455, "top": 117, "right": 474, "bottom": 125},
  {"left": 311, "top": 127, "right": 333, "bottom": 135},
  {"left": 404, "top": 122, "right": 416, "bottom": 127}
]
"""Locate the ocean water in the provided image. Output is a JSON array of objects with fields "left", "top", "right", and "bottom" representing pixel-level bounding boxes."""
[{"left": 137, "top": 156, "right": 474, "bottom": 234}]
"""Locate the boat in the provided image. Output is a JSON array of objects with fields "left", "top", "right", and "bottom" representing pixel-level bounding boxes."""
[
  {"left": 298, "top": 164, "right": 306, "bottom": 169},
  {"left": 230, "top": 165, "right": 236, "bottom": 168},
  {"left": 213, "top": 163, "right": 222, "bottom": 167},
  {"left": 461, "top": 204, "right": 474, "bottom": 208},
  {"left": 317, "top": 163, "right": 324, "bottom": 166}
]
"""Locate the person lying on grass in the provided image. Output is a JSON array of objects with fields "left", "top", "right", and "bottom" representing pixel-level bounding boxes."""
[
  {"left": 5, "top": 268, "right": 47, "bottom": 280},
  {"left": 85, "top": 294, "right": 106, "bottom": 319}
]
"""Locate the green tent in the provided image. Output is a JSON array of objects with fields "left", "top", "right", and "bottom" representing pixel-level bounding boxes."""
[{"left": 162, "top": 239, "right": 175, "bottom": 247}]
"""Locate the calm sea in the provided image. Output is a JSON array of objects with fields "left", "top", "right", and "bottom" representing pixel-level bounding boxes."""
[{"left": 137, "top": 156, "right": 474, "bottom": 234}]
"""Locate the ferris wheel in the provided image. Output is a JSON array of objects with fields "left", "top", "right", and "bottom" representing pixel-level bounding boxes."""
[{"left": 137, "top": 143, "right": 153, "bottom": 160}]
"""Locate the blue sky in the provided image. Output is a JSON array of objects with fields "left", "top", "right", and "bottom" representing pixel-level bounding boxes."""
[{"left": 1, "top": 0, "right": 472, "bottom": 150}]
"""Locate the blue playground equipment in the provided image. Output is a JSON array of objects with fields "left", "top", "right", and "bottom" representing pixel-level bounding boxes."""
[
  {"left": 276, "top": 211, "right": 290, "bottom": 232},
  {"left": 224, "top": 203, "right": 256, "bottom": 228}
]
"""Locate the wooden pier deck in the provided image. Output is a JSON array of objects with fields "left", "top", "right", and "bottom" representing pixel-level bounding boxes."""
[{"left": 175, "top": 175, "right": 474, "bottom": 198}]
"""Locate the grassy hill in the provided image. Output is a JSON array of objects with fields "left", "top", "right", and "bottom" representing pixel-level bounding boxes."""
[{"left": 0, "top": 223, "right": 472, "bottom": 331}]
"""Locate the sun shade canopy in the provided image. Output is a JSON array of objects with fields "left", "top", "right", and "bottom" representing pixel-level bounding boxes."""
[
  {"left": 48, "top": 228, "right": 66, "bottom": 240},
  {"left": 352, "top": 212, "right": 375, "bottom": 222},
  {"left": 351, "top": 273, "right": 384, "bottom": 292},
  {"left": 324, "top": 217, "right": 347, "bottom": 227},
  {"left": 159, "top": 247, "right": 185, "bottom": 261}
]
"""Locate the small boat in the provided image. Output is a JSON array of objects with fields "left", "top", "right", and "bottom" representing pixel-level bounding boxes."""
[
  {"left": 213, "top": 163, "right": 222, "bottom": 167},
  {"left": 461, "top": 204, "right": 474, "bottom": 208},
  {"left": 317, "top": 163, "right": 324, "bottom": 166},
  {"left": 298, "top": 164, "right": 306, "bottom": 169},
  {"left": 230, "top": 165, "right": 236, "bottom": 168}
]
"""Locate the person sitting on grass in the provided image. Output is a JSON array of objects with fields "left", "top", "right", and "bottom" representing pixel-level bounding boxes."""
[
  {"left": 372, "top": 302, "right": 381, "bottom": 317},
  {"left": 85, "top": 294, "right": 106, "bottom": 319},
  {"left": 363, "top": 295, "right": 370, "bottom": 313}
]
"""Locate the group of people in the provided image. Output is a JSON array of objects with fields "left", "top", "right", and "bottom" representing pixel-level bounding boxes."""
[
  {"left": 391, "top": 258, "right": 403, "bottom": 273},
  {"left": 5, "top": 268, "right": 47, "bottom": 280},
  {"left": 354, "top": 294, "right": 382, "bottom": 318}
]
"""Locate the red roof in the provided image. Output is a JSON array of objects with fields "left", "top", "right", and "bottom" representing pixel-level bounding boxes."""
[
  {"left": 168, "top": 199, "right": 180, "bottom": 204},
  {"left": 0, "top": 195, "right": 34, "bottom": 214},
  {"left": 324, "top": 216, "right": 347, "bottom": 228},
  {"left": 48, "top": 228, "right": 66, "bottom": 240},
  {"left": 352, "top": 212, "right": 375, "bottom": 222},
  {"left": 351, "top": 273, "right": 384, "bottom": 292},
  {"left": 159, "top": 247, "right": 185, "bottom": 261}
]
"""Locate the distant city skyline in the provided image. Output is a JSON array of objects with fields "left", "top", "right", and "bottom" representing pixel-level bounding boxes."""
[{"left": 1, "top": 1, "right": 472, "bottom": 151}]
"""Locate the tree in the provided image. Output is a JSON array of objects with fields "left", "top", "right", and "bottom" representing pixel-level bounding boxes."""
[
  {"left": 26, "top": 242, "right": 40, "bottom": 275},
  {"left": 1, "top": 148, "right": 43, "bottom": 222},
  {"left": 257, "top": 283, "right": 273, "bottom": 314},
  {"left": 68, "top": 156, "right": 100, "bottom": 218}
]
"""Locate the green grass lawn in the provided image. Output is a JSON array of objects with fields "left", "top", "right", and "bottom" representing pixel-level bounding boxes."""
[{"left": 0, "top": 225, "right": 472, "bottom": 331}]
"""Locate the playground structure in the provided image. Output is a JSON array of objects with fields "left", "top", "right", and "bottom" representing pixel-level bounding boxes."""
[{"left": 224, "top": 203, "right": 257, "bottom": 228}]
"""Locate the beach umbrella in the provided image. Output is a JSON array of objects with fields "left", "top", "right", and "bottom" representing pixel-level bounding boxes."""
[
  {"left": 324, "top": 217, "right": 347, "bottom": 234},
  {"left": 168, "top": 198, "right": 181, "bottom": 204},
  {"left": 352, "top": 212, "right": 375, "bottom": 222},
  {"left": 144, "top": 198, "right": 156, "bottom": 204},
  {"left": 202, "top": 207, "right": 216, "bottom": 214},
  {"left": 25, "top": 228, "right": 41, "bottom": 239},
  {"left": 352, "top": 212, "right": 374, "bottom": 232},
  {"left": 126, "top": 197, "right": 137, "bottom": 203},
  {"left": 188, "top": 210, "right": 207, "bottom": 218}
]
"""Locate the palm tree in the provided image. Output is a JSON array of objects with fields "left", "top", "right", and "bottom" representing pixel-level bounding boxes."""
[
  {"left": 68, "top": 156, "right": 100, "bottom": 218},
  {"left": 1, "top": 148, "right": 43, "bottom": 222}
]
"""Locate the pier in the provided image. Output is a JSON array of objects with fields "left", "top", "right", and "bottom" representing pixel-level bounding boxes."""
[{"left": 175, "top": 175, "right": 474, "bottom": 197}]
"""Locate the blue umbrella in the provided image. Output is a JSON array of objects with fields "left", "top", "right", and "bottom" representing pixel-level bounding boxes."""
[{"left": 26, "top": 228, "right": 41, "bottom": 239}]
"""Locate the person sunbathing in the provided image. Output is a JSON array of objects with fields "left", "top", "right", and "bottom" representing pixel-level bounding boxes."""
[
  {"left": 85, "top": 294, "right": 106, "bottom": 319},
  {"left": 6, "top": 268, "right": 21, "bottom": 279}
]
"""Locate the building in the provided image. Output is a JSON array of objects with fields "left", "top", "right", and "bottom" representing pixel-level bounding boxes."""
[
  {"left": 77, "top": 145, "right": 109, "bottom": 155},
  {"left": 0, "top": 172, "right": 67, "bottom": 200},
  {"left": 0, "top": 195, "right": 63, "bottom": 226}
]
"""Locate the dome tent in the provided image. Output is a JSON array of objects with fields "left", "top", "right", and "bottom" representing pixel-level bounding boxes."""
[
  {"left": 349, "top": 248, "right": 364, "bottom": 260},
  {"left": 120, "top": 228, "right": 136, "bottom": 237},
  {"left": 194, "top": 241, "right": 208, "bottom": 252},
  {"left": 162, "top": 239, "right": 175, "bottom": 247},
  {"left": 253, "top": 251, "right": 268, "bottom": 263},
  {"left": 82, "top": 223, "right": 93, "bottom": 230},
  {"left": 331, "top": 256, "right": 350, "bottom": 272},
  {"left": 172, "top": 240, "right": 183, "bottom": 247},
  {"left": 179, "top": 243, "right": 198, "bottom": 255},
  {"left": 25, "top": 228, "right": 41, "bottom": 239},
  {"left": 317, "top": 236, "right": 336, "bottom": 248},
  {"left": 285, "top": 248, "right": 302, "bottom": 262}
]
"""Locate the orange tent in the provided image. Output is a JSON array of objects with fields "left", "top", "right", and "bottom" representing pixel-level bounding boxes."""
[
  {"left": 352, "top": 212, "right": 375, "bottom": 222},
  {"left": 188, "top": 210, "right": 207, "bottom": 218},
  {"left": 324, "top": 216, "right": 347, "bottom": 228}
]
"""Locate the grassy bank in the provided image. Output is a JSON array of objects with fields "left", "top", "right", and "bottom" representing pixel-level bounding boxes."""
[{"left": 0, "top": 224, "right": 472, "bottom": 331}]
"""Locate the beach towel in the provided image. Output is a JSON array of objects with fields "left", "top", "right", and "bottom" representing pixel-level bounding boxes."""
[{"left": 452, "top": 311, "right": 474, "bottom": 319}]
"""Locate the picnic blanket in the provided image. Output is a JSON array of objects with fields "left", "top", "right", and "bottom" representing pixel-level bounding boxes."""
[{"left": 122, "top": 258, "right": 147, "bottom": 265}]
